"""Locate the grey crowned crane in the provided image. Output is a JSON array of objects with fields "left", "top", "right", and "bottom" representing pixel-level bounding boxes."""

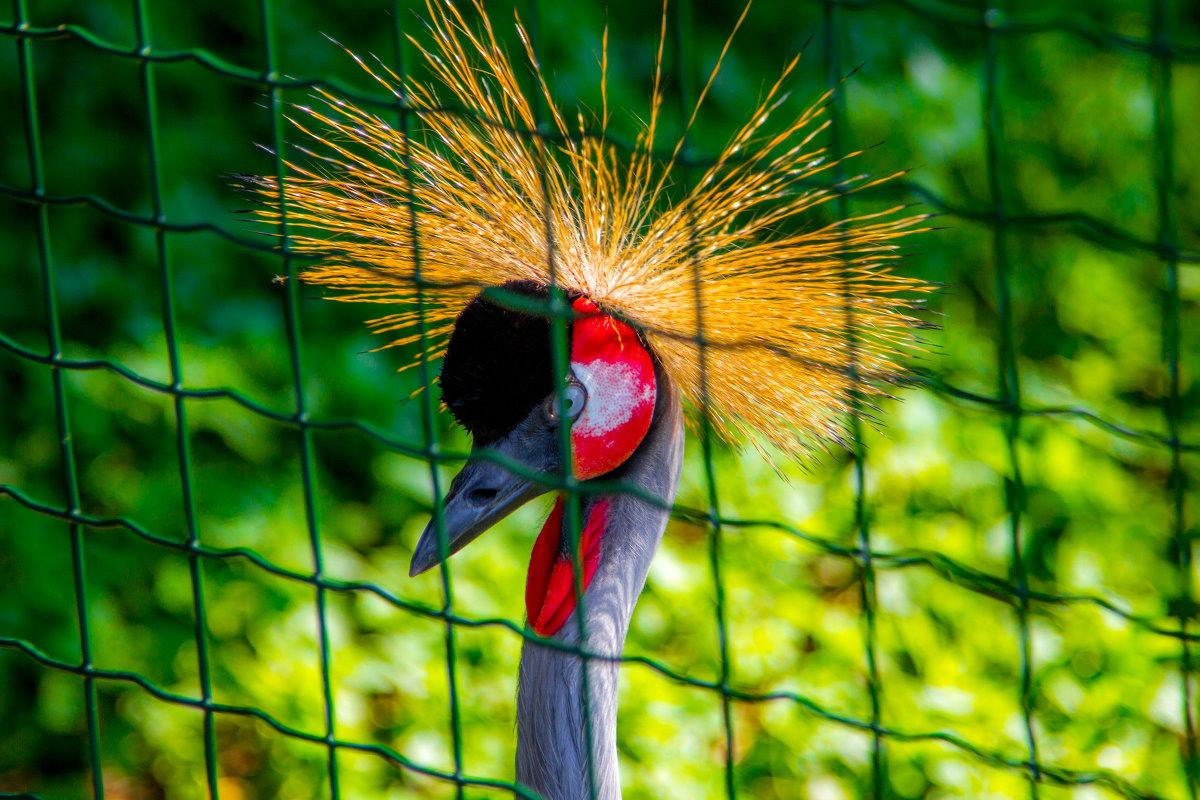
[
  {"left": 246, "top": 1, "right": 933, "bottom": 797},
  {"left": 409, "top": 283, "right": 684, "bottom": 799}
]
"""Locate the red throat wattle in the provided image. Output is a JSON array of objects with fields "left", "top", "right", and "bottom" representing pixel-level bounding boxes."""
[{"left": 526, "top": 498, "right": 611, "bottom": 637}]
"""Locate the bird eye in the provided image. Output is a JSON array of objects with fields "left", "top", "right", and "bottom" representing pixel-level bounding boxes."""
[
  {"left": 564, "top": 382, "right": 586, "bottom": 418},
  {"left": 546, "top": 381, "right": 587, "bottom": 422}
]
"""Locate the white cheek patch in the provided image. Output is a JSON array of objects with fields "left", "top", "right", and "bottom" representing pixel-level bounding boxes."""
[{"left": 573, "top": 359, "right": 654, "bottom": 436}]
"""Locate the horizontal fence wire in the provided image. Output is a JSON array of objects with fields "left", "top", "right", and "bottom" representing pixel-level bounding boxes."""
[{"left": 1, "top": 0, "right": 1197, "bottom": 799}]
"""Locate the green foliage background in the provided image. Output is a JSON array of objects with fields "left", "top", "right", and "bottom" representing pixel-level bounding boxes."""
[{"left": 1, "top": 0, "right": 1199, "bottom": 798}]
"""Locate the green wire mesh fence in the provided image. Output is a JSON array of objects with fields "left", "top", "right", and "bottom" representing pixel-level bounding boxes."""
[{"left": 1, "top": 0, "right": 1198, "bottom": 798}]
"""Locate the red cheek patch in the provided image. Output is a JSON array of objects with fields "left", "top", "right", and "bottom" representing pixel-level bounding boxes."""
[
  {"left": 525, "top": 497, "right": 612, "bottom": 637},
  {"left": 569, "top": 298, "right": 656, "bottom": 480}
]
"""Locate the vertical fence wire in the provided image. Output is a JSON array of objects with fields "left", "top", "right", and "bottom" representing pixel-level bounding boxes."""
[
  {"left": 519, "top": 4, "right": 604, "bottom": 797},
  {"left": 821, "top": 3, "right": 887, "bottom": 796},
  {"left": 11, "top": 0, "right": 104, "bottom": 797},
  {"left": 389, "top": 8, "right": 468, "bottom": 797},
  {"left": 669, "top": 2, "right": 739, "bottom": 796},
  {"left": 1150, "top": 1, "right": 1199, "bottom": 796},
  {"left": 129, "top": 0, "right": 220, "bottom": 797},
  {"left": 981, "top": 2, "right": 1042, "bottom": 795},
  {"left": 258, "top": 2, "right": 341, "bottom": 795}
]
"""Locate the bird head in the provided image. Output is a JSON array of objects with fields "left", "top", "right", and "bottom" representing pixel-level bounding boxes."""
[{"left": 409, "top": 281, "right": 660, "bottom": 634}]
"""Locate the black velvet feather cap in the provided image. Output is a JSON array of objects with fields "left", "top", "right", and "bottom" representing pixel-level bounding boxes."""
[{"left": 439, "top": 280, "right": 571, "bottom": 445}]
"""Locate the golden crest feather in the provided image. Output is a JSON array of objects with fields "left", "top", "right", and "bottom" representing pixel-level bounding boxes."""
[{"left": 246, "top": 0, "right": 935, "bottom": 459}]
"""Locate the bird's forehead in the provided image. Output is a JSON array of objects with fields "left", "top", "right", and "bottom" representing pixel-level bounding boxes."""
[{"left": 438, "top": 280, "right": 559, "bottom": 444}]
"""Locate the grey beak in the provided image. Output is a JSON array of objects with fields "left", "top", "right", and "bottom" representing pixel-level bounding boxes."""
[
  {"left": 409, "top": 455, "right": 544, "bottom": 576},
  {"left": 409, "top": 398, "right": 563, "bottom": 577}
]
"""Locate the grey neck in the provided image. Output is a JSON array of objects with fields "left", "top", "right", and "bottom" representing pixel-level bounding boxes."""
[{"left": 515, "top": 373, "right": 684, "bottom": 800}]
